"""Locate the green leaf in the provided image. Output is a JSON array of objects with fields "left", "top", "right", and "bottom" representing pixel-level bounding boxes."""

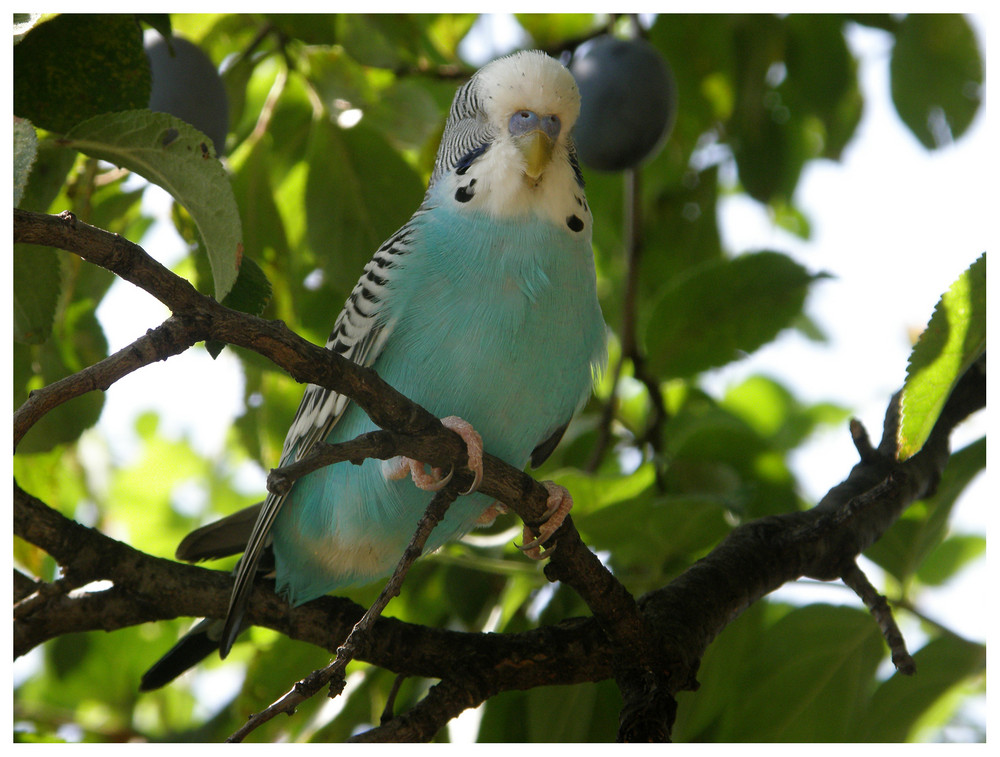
[
  {"left": 219, "top": 255, "right": 272, "bottom": 316},
  {"left": 729, "top": 16, "right": 811, "bottom": 203},
  {"left": 638, "top": 164, "right": 725, "bottom": 302},
  {"left": 228, "top": 124, "right": 292, "bottom": 271},
  {"left": 783, "top": 15, "right": 862, "bottom": 161},
  {"left": 645, "top": 251, "right": 821, "bottom": 379},
  {"left": 366, "top": 79, "right": 444, "bottom": 153},
  {"left": 13, "top": 14, "right": 151, "bottom": 134},
  {"left": 339, "top": 15, "right": 461, "bottom": 69},
  {"left": 205, "top": 255, "right": 273, "bottom": 358},
  {"left": 551, "top": 464, "right": 657, "bottom": 513},
  {"left": 14, "top": 303, "right": 108, "bottom": 453},
  {"left": 858, "top": 635, "right": 985, "bottom": 741},
  {"left": 575, "top": 493, "right": 732, "bottom": 591},
  {"left": 916, "top": 533, "right": 985, "bottom": 587},
  {"left": 263, "top": 13, "right": 339, "bottom": 47},
  {"left": 339, "top": 14, "right": 407, "bottom": 69},
  {"left": 61, "top": 110, "right": 243, "bottom": 301},
  {"left": 15, "top": 139, "right": 79, "bottom": 213},
  {"left": 716, "top": 604, "right": 885, "bottom": 741},
  {"left": 13, "top": 245, "right": 60, "bottom": 344},
  {"left": 722, "top": 374, "right": 849, "bottom": 451},
  {"left": 527, "top": 681, "right": 620, "bottom": 742},
  {"left": 865, "top": 437, "right": 985, "bottom": 583},
  {"left": 13, "top": 116, "right": 38, "bottom": 206},
  {"left": 477, "top": 679, "right": 620, "bottom": 743},
  {"left": 672, "top": 601, "right": 770, "bottom": 741},
  {"left": 303, "top": 118, "right": 424, "bottom": 307},
  {"left": 890, "top": 15, "right": 984, "bottom": 149},
  {"left": 897, "top": 253, "right": 985, "bottom": 459},
  {"left": 515, "top": 14, "right": 600, "bottom": 49},
  {"left": 12, "top": 445, "right": 90, "bottom": 523}
]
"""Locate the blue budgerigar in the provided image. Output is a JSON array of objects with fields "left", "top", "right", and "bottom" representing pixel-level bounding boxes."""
[{"left": 141, "top": 50, "right": 606, "bottom": 689}]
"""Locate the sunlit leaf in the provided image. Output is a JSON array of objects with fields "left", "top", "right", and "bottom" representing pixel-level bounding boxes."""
[
  {"left": 897, "top": 253, "right": 985, "bottom": 459},
  {"left": 858, "top": 635, "right": 985, "bottom": 741}
]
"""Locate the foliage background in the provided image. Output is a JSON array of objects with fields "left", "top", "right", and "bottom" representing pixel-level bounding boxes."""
[{"left": 13, "top": 13, "right": 986, "bottom": 742}]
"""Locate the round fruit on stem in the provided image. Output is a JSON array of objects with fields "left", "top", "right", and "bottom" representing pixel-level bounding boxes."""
[
  {"left": 570, "top": 35, "right": 677, "bottom": 172},
  {"left": 145, "top": 32, "right": 229, "bottom": 156}
]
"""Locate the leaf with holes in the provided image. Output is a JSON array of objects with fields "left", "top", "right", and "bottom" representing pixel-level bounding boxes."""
[{"left": 60, "top": 109, "right": 242, "bottom": 301}]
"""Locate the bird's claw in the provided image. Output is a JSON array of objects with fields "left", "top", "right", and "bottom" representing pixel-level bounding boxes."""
[
  {"left": 420, "top": 465, "right": 454, "bottom": 491},
  {"left": 516, "top": 482, "right": 573, "bottom": 560},
  {"left": 388, "top": 459, "right": 452, "bottom": 491},
  {"left": 381, "top": 416, "right": 483, "bottom": 495},
  {"left": 441, "top": 416, "right": 483, "bottom": 494},
  {"left": 476, "top": 501, "right": 508, "bottom": 526}
]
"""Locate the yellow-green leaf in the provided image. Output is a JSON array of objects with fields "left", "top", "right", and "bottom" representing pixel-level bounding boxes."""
[{"left": 897, "top": 253, "right": 985, "bottom": 459}]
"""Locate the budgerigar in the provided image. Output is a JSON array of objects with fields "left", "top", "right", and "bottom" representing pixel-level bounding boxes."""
[{"left": 141, "top": 50, "right": 606, "bottom": 689}]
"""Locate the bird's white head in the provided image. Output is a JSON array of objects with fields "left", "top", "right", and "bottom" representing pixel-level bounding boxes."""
[
  {"left": 474, "top": 51, "right": 581, "bottom": 181},
  {"left": 429, "top": 51, "right": 589, "bottom": 226}
]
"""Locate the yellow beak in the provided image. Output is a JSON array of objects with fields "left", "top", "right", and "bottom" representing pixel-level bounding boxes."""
[{"left": 516, "top": 130, "right": 555, "bottom": 181}]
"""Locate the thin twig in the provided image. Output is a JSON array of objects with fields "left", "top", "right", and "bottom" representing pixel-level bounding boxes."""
[
  {"left": 842, "top": 562, "right": 916, "bottom": 675},
  {"left": 586, "top": 167, "right": 668, "bottom": 474},
  {"left": 228, "top": 487, "right": 459, "bottom": 742},
  {"left": 14, "top": 316, "right": 198, "bottom": 449},
  {"left": 265, "top": 431, "right": 400, "bottom": 496},
  {"left": 380, "top": 674, "right": 408, "bottom": 725}
]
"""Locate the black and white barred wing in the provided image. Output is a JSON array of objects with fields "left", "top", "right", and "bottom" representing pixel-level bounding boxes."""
[{"left": 217, "top": 224, "right": 415, "bottom": 655}]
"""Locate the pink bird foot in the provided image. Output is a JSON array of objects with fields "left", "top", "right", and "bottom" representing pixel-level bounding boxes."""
[
  {"left": 517, "top": 481, "right": 573, "bottom": 560},
  {"left": 382, "top": 416, "right": 483, "bottom": 495},
  {"left": 476, "top": 501, "right": 509, "bottom": 526}
]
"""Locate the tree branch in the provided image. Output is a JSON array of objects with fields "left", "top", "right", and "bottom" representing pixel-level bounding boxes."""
[
  {"left": 12, "top": 208, "right": 985, "bottom": 741},
  {"left": 13, "top": 349, "right": 983, "bottom": 737},
  {"left": 228, "top": 486, "right": 461, "bottom": 742},
  {"left": 13, "top": 208, "right": 651, "bottom": 720}
]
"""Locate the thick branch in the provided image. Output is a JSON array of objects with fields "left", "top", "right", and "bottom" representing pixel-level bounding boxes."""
[
  {"left": 13, "top": 208, "right": 647, "bottom": 681},
  {"left": 13, "top": 348, "right": 983, "bottom": 736},
  {"left": 12, "top": 208, "right": 985, "bottom": 741},
  {"left": 636, "top": 356, "right": 986, "bottom": 698}
]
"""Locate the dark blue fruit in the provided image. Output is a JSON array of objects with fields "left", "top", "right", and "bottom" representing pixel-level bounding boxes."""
[
  {"left": 145, "top": 33, "right": 229, "bottom": 156},
  {"left": 570, "top": 36, "right": 676, "bottom": 171}
]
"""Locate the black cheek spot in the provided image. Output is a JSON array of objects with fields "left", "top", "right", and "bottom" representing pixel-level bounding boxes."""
[
  {"left": 455, "top": 178, "right": 477, "bottom": 204},
  {"left": 567, "top": 215, "right": 584, "bottom": 232}
]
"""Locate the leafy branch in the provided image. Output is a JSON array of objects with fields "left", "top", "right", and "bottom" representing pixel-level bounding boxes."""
[{"left": 12, "top": 208, "right": 985, "bottom": 742}]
